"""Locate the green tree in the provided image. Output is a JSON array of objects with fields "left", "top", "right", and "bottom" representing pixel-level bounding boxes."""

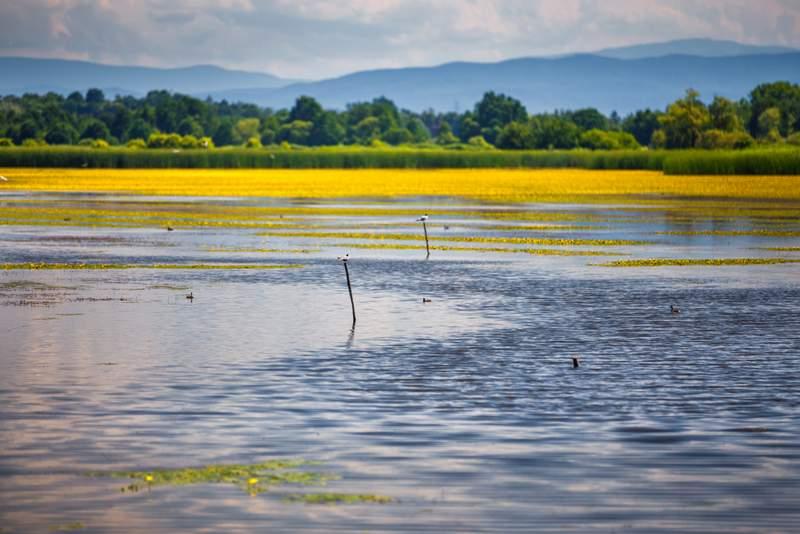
[
  {"left": 80, "top": 119, "right": 111, "bottom": 141},
  {"left": 177, "top": 117, "right": 204, "bottom": 138},
  {"left": 567, "top": 108, "right": 609, "bottom": 131},
  {"left": 406, "top": 118, "right": 430, "bottom": 142},
  {"left": 749, "top": 82, "right": 800, "bottom": 137},
  {"left": 309, "top": 112, "right": 345, "bottom": 146},
  {"left": 126, "top": 119, "right": 153, "bottom": 141},
  {"left": 496, "top": 121, "right": 532, "bottom": 149},
  {"left": 278, "top": 120, "right": 313, "bottom": 145},
  {"left": 658, "top": 89, "right": 710, "bottom": 148},
  {"left": 382, "top": 127, "right": 414, "bottom": 145},
  {"left": 435, "top": 121, "right": 459, "bottom": 145},
  {"left": 45, "top": 123, "right": 79, "bottom": 145},
  {"left": 708, "top": 96, "right": 742, "bottom": 132},
  {"left": 530, "top": 115, "right": 580, "bottom": 149},
  {"left": 622, "top": 109, "right": 662, "bottom": 146},
  {"left": 233, "top": 118, "right": 260, "bottom": 144},
  {"left": 289, "top": 96, "right": 324, "bottom": 123},
  {"left": 757, "top": 107, "right": 782, "bottom": 140},
  {"left": 474, "top": 92, "right": 527, "bottom": 143},
  {"left": 85, "top": 88, "right": 105, "bottom": 106}
]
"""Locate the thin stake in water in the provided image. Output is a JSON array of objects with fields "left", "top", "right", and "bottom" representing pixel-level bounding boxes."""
[
  {"left": 417, "top": 214, "right": 430, "bottom": 257},
  {"left": 338, "top": 254, "right": 356, "bottom": 326}
]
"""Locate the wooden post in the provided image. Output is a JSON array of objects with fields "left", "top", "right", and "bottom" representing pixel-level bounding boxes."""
[
  {"left": 344, "top": 261, "right": 356, "bottom": 326},
  {"left": 422, "top": 221, "right": 430, "bottom": 257}
]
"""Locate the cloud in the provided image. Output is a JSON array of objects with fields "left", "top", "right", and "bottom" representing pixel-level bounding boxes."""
[{"left": 0, "top": 0, "right": 798, "bottom": 79}]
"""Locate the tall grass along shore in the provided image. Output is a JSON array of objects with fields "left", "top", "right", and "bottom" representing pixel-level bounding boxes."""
[{"left": 0, "top": 146, "right": 798, "bottom": 175}]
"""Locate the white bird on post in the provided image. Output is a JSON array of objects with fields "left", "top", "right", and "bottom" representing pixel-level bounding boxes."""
[{"left": 417, "top": 214, "right": 430, "bottom": 257}]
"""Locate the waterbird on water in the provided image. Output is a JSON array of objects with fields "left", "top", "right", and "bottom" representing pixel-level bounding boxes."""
[
  {"left": 186, "top": 292, "right": 194, "bottom": 300},
  {"left": 166, "top": 226, "right": 174, "bottom": 231},
  {"left": 422, "top": 298, "right": 432, "bottom": 303},
  {"left": 671, "top": 305, "right": 680, "bottom": 314}
]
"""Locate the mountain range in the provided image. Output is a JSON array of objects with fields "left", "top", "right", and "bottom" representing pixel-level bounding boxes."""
[{"left": 1, "top": 39, "right": 798, "bottom": 114}]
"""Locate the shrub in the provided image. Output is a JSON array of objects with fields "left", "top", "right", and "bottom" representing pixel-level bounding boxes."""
[
  {"left": 0, "top": 138, "right": 14, "bottom": 147},
  {"left": 22, "top": 138, "right": 47, "bottom": 147},
  {"left": 467, "top": 136, "right": 494, "bottom": 149},
  {"left": 245, "top": 136, "right": 262, "bottom": 149},
  {"left": 126, "top": 139, "right": 147, "bottom": 149},
  {"left": 697, "top": 130, "right": 755, "bottom": 150}
]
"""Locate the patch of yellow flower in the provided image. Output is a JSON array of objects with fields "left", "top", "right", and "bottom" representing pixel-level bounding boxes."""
[{"left": 3, "top": 168, "right": 800, "bottom": 203}]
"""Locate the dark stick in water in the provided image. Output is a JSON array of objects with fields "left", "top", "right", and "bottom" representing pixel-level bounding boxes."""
[{"left": 339, "top": 254, "right": 356, "bottom": 326}]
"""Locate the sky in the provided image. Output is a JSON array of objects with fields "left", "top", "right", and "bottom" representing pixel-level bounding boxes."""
[{"left": 1, "top": 0, "right": 799, "bottom": 79}]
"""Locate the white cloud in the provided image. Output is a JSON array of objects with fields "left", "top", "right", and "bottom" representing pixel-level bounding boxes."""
[{"left": 0, "top": 0, "right": 798, "bottom": 79}]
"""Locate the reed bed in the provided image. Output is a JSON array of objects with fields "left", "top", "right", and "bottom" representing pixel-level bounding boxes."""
[
  {"left": 1, "top": 147, "right": 799, "bottom": 175},
  {"left": 0, "top": 146, "right": 666, "bottom": 170}
]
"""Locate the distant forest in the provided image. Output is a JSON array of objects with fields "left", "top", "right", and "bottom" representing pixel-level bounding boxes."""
[{"left": 1, "top": 82, "right": 799, "bottom": 151}]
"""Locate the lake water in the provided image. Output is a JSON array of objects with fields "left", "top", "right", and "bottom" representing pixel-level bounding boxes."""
[{"left": 1, "top": 193, "right": 799, "bottom": 533}]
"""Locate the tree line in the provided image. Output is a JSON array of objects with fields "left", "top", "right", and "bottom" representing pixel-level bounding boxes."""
[{"left": 1, "top": 82, "right": 799, "bottom": 150}]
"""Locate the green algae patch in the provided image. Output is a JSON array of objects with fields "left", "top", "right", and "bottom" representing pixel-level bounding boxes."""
[
  {"left": 0, "top": 281, "right": 75, "bottom": 290},
  {"left": 48, "top": 523, "right": 85, "bottom": 532},
  {"left": 258, "top": 231, "right": 645, "bottom": 247},
  {"left": 0, "top": 263, "right": 303, "bottom": 271},
  {"left": 658, "top": 229, "right": 800, "bottom": 237},
  {"left": 204, "top": 247, "right": 319, "bottom": 254},
  {"left": 90, "top": 459, "right": 337, "bottom": 495},
  {"left": 595, "top": 258, "right": 800, "bottom": 267},
  {"left": 331, "top": 242, "right": 621, "bottom": 256},
  {"left": 285, "top": 493, "right": 394, "bottom": 505}
]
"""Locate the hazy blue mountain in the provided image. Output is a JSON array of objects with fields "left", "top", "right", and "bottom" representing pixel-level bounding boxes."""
[
  {"left": 0, "top": 57, "right": 292, "bottom": 96},
  {"left": 208, "top": 53, "right": 800, "bottom": 114},
  {"left": 596, "top": 38, "right": 797, "bottom": 59}
]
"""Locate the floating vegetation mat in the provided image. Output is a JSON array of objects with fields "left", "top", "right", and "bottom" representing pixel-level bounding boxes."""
[
  {"left": 0, "top": 263, "right": 303, "bottom": 270},
  {"left": 595, "top": 258, "right": 800, "bottom": 267},
  {"left": 86, "top": 459, "right": 393, "bottom": 504},
  {"left": 285, "top": 493, "right": 394, "bottom": 505},
  {"left": 330, "top": 242, "right": 620, "bottom": 256},
  {"left": 89, "top": 460, "right": 336, "bottom": 496},
  {"left": 257, "top": 231, "right": 644, "bottom": 247},
  {"left": 204, "top": 247, "right": 319, "bottom": 254},
  {"left": 48, "top": 522, "right": 85, "bottom": 532},
  {"left": 658, "top": 229, "right": 800, "bottom": 237},
  {"left": 756, "top": 247, "right": 800, "bottom": 251}
]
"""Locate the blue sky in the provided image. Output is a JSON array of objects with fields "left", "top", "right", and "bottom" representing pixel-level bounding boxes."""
[{"left": 1, "top": 0, "right": 798, "bottom": 79}]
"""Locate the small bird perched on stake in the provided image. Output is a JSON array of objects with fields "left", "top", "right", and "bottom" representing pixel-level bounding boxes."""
[
  {"left": 186, "top": 292, "right": 194, "bottom": 301},
  {"left": 670, "top": 305, "right": 680, "bottom": 314},
  {"left": 337, "top": 253, "right": 349, "bottom": 263},
  {"left": 416, "top": 214, "right": 430, "bottom": 257}
]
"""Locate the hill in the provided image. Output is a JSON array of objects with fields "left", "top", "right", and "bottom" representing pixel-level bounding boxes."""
[
  {"left": 207, "top": 53, "right": 800, "bottom": 114},
  {"left": 595, "top": 38, "right": 797, "bottom": 59},
  {"left": 0, "top": 57, "right": 292, "bottom": 96}
]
